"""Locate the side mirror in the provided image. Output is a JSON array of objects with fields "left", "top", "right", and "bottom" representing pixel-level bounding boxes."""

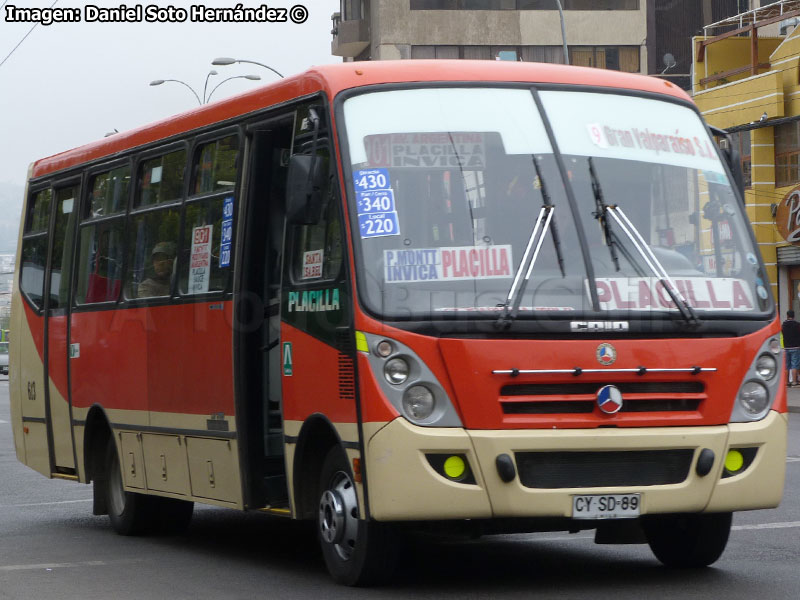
[
  {"left": 709, "top": 126, "right": 745, "bottom": 196},
  {"left": 286, "top": 153, "right": 326, "bottom": 225}
]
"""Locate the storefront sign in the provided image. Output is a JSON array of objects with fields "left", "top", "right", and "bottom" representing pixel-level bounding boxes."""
[{"left": 776, "top": 184, "right": 800, "bottom": 244}]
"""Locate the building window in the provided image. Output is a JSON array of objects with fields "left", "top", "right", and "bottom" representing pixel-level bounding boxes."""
[
  {"left": 730, "top": 130, "right": 751, "bottom": 188},
  {"left": 411, "top": 0, "right": 639, "bottom": 9},
  {"left": 411, "top": 45, "right": 638, "bottom": 71},
  {"left": 570, "top": 46, "right": 640, "bottom": 72},
  {"left": 776, "top": 121, "right": 800, "bottom": 188}
]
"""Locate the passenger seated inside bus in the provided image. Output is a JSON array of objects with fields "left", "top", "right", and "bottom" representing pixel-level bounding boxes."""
[{"left": 138, "top": 241, "right": 175, "bottom": 297}]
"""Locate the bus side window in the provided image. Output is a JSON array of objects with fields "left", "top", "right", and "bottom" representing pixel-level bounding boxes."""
[
  {"left": 75, "top": 222, "right": 125, "bottom": 304},
  {"left": 178, "top": 135, "right": 239, "bottom": 295},
  {"left": 290, "top": 151, "right": 343, "bottom": 283},
  {"left": 20, "top": 189, "right": 52, "bottom": 309},
  {"left": 124, "top": 209, "right": 181, "bottom": 299},
  {"left": 136, "top": 149, "right": 186, "bottom": 208}
]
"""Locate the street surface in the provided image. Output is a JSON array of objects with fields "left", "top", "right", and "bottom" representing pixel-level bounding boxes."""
[{"left": 1, "top": 377, "right": 799, "bottom": 599}]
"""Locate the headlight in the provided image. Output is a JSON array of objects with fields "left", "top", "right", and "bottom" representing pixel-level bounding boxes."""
[
  {"left": 384, "top": 357, "right": 409, "bottom": 384},
  {"left": 768, "top": 337, "right": 781, "bottom": 354},
  {"left": 738, "top": 381, "right": 770, "bottom": 417},
  {"left": 755, "top": 354, "right": 777, "bottom": 380},
  {"left": 403, "top": 385, "right": 435, "bottom": 421}
]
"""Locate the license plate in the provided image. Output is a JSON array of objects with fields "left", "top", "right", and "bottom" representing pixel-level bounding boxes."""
[{"left": 572, "top": 494, "right": 641, "bottom": 519}]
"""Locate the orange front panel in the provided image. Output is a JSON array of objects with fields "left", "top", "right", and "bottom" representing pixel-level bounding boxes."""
[
  {"left": 437, "top": 329, "right": 775, "bottom": 430},
  {"left": 281, "top": 323, "right": 356, "bottom": 424}
]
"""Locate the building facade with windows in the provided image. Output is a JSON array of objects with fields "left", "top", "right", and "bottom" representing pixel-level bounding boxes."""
[
  {"left": 692, "top": 0, "right": 800, "bottom": 316},
  {"left": 332, "top": 1, "right": 758, "bottom": 88}
]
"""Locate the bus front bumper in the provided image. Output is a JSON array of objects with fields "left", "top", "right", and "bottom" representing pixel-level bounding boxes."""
[{"left": 365, "top": 411, "right": 787, "bottom": 521}]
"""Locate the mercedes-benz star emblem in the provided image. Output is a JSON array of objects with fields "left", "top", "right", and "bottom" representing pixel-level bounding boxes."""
[{"left": 597, "top": 384, "right": 623, "bottom": 414}]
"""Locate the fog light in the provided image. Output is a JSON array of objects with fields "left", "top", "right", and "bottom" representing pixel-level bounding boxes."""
[
  {"left": 443, "top": 456, "right": 466, "bottom": 480},
  {"left": 376, "top": 340, "right": 393, "bottom": 357},
  {"left": 725, "top": 450, "right": 744, "bottom": 473}
]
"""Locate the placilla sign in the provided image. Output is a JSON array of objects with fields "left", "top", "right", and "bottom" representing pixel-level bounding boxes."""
[
  {"left": 593, "top": 277, "right": 754, "bottom": 311},
  {"left": 384, "top": 245, "right": 512, "bottom": 283},
  {"left": 364, "top": 133, "right": 486, "bottom": 169}
]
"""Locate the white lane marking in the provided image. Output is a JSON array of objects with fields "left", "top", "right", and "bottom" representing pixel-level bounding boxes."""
[
  {"left": 0, "top": 561, "right": 108, "bottom": 572},
  {"left": 0, "top": 559, "right": 142, "bottom": 572},
  {"left": 2, "top": 499, "right": 92, "bottom": 508},
  {"left": 0, "top": 419, "right": 8, "bottom": 424},
  {"left": 733, "top": 521, "right": 800, "bottom": 531},
  {"left": 787, "top": 456, "right": 800, "bottom": 463}
]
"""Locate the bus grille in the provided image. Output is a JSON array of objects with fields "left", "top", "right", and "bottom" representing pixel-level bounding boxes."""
[
  {"left": 500, "top": 382, "right": 704, "bottom": 415},
  {"left": 515, "top": 449, "right": 694, "bottom": 488}
]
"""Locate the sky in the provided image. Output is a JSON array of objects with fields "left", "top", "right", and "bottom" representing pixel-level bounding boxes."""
[{"left": 0, "top": 0, "right": 339, "bottom": 189}]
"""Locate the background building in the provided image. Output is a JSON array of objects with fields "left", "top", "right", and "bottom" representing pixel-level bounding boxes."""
[
  {"left": 693, "top": 0, "right": 800, "bottom": 316},
  {"left": 332, "top": 1, "right": 760, "bottom": 90}
]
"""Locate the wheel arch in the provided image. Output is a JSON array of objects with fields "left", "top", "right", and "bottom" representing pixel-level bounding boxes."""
[{"left": 292, "top": 413, "right": 346, "bottom": 520}]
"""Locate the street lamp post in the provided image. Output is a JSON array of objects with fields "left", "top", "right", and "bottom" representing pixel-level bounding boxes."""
[
  {"left": 212, "top": 57, "right": 284, "bottom": 79},
  {"left": 205, "top": 74, "right": 261, "bottom": 103},
  {"left": 203, "top": 70, "right": 218, "bottom": 103},
  {"left": 554, "top": 1, "right": 569, "bottom": 65},
  {"left": 149, "top": 78, "right": 202, "bottom": 105}
]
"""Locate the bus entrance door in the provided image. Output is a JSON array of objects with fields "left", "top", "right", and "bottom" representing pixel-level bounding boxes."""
[
  {"left": 44, "top": 183, "right": 79, "bottom": 474},
  {"left": 239, "top": 117, "right": 294, "bottom": 508}
]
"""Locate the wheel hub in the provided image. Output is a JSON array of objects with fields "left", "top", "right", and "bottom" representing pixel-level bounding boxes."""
[{"left": 318, "top": 471, "right": 359, "bottom": 560}]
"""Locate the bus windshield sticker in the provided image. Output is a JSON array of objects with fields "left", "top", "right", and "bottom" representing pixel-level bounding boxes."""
[
  {"left": 150, "top": 165, "right": 163, "bottom": 184},
  {"left": 384, "top": 245, "right": 512, "bottom": 283},
  {"left": 363, "top": 133, "right": 486, "bottom": 169},
  {"left": 354, "top": 168, "right": 400, "bottom": 239},
  {"left": 220, "top": 195, "right": 234, "bottom": 268},
  {"left": 302, "top": 249, "right": 324, "bottom": 279},
  {"left": 189, "top": 224, "right": 213, "bottom": 294},
  {"left": 702, "top": 170, "right": 730, "bottom": 185},
  {"left": 591, "top": 277, "right": 754, "bottom": 311}
]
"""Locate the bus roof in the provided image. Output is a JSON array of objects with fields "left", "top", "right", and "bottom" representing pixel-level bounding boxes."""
[{"left": 31, "top": 60, "right": 691, "bottom": 180}]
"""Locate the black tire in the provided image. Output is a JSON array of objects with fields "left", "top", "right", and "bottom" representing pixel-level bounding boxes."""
[
  {"left": 103, "top": 440, "right": 152, "bottom": 535},
  {"left": 317, "top": 446, "right": 397, "bottom": 586},
  {"left": 643, "top": 512, "right": 732, "bottom": 568},
  {"left": 150, "top": 496, "right": 194, "bottom": 535}
]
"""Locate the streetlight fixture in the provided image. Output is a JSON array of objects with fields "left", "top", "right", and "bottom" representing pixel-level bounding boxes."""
[
  {"left": 149, "top": 78, "right": 202, "bottom": 105},
  {"left": 203, "top": 70, "right": 218, "bottom": 103},
  {"left": 206, "top": 74, "right": 261, "bottom": 103},
  {"left": 212, "top": 57, "right": 284, "bottom": 79}
]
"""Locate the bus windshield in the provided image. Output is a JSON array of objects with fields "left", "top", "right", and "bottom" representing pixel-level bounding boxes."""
[{"left": 342, "top": 87, "right": 771, "bottom": 321}]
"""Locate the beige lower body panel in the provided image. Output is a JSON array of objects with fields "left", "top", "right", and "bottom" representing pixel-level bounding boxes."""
[{"left": 366, "top": 411, "right": 788, "bottom": 522}]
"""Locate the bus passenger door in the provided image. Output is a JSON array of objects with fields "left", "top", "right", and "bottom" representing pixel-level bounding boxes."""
[
  {"left": 239, "top": 115, "right": 294, "bottom": 508},
  {"left": 44, "top": 182, "right": 79, "bottom": 473}
]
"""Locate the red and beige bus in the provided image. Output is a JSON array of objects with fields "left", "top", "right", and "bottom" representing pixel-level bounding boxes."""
[{"left": 9, "top": 60, "right": 787, "bottom": 585}]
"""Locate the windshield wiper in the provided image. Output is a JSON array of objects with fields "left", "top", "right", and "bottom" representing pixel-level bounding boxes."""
[
  {"left": 532, "top": 155, "right": 565, "bottom": 278},
  {"left": 496, "top": 203, "right": 557, "bottom": 329},
  {"left": 587, "top": 158, "right": 700, "bottom": 328}
]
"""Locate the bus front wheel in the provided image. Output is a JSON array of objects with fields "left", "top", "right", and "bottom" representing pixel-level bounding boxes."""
[
  {"left": 317, "top": 447, "right": 396, "bottom": 586},
  {"left": 103, "top": 440, "right": 151, "bottom": 536},
  {"left": 643, "top": 512, "right": 732, "bottom": 568}
]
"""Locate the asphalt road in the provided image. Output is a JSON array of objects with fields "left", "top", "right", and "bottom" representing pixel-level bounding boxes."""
[{"left": 1, "top": 377, "right": 799, "bottom": 599}]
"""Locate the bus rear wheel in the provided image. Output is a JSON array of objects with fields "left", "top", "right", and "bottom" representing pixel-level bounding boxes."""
[
  {"left": 317, "top": 447, "right": 396, "bottom": 586},
  {"left": 643, "top": 512, "right": 732, "bottom": 568},
  {"left": 104, "top": 440, "right": 151, "bottom": 536}
]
